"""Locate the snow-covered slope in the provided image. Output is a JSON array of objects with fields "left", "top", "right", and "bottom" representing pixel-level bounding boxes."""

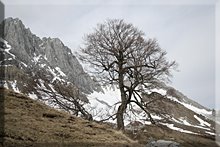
[
  {"left": 85, "top": 86, "right": 120, "bottom": 122},
  {"left": 86, "top": 85, "right": 217, "bottom": 137}
]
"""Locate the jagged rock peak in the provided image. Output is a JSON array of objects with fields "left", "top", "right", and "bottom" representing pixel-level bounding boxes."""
[
  {"left": 0, "top": 17, "right": 101, "bottom": 94},
  {"left": 3, "top": 17, "right": 24, "bottom": 25}
]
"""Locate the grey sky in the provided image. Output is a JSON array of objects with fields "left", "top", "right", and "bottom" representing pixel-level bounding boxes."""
[{"left": 1, "top": 0, "right": 218, "bottom": 109}]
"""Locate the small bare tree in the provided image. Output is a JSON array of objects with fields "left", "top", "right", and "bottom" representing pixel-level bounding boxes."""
[
  {"left": 79, "top": 19, "right": 177, "bottom": 130},
  {"left": 39, "top": 82, "right": 92, "bottom": 121}
]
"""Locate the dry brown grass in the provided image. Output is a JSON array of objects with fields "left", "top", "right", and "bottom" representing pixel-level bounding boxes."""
[
  {"left": 2, "top": 88, "right": 219, "bottom": 147},
  {"left": 1, "top": 89, "right": 142, "bottom": 147}
]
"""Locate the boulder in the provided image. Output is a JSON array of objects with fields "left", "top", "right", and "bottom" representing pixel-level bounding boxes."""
[{"left": 146, "top": 139, "right": 180, "bottom": 147}]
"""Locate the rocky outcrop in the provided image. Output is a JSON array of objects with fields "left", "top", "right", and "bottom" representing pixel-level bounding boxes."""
[
  {"left": 146, "top": 140, "right": 180, "bottom": 147},
  {"left": 0, "top": 17, "right": 100, "bottom": 94},
  {"left": 0, "top": 17, "right": 102, "bottom": 117}
]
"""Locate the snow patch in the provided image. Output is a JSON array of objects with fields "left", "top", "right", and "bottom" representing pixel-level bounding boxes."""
[
  {"left": 33, "top": 55, "right": 41, "bottom": 63},
  {"left": 37, "top": 79, "right": 47, "bottom": 89},
  {"left": 194, "top": 115, "right": 211, "bottom": 127},
  {"left": 86, "top": 86, "right": 165, "bottom": 125},
  {"left": 150, "top": 88, "right": 167, "bottom": 96},
  {"left": 4, "top": 48, "right": 15, "bottom": 59},
  {"left": 0, "top": 38, "right": 12, "bottom": 48},
  {"left": 44, "top": 55, "right": 48, "bottom": 60},
  {"left": 1, "top": 81, "right": 8, "bottom": 89},
  {"left": 9, "top": 80, "right": 20, "bottom": 93},
  {"left": 47, "top": 66, "right": 65, "bottom": 82},
  {"left": 86, "top": 86, "right": 120, "bottom": 122},
  {"left": 39, "top": 63, "right": 46, "bottom": 68},
  {"left": 151, "top": 114, "right": 163, "bottom": 120},
  {"left": 145, "top": 121, "right": 152, "bottom": 125},
  {"left": 205, "top": 131, "right": 215, "bottom": 136},
  {"left": 179, "top": 117, "right": 192, "bottom": 126},
  {"left": 28, "top": 93, "right": 38, "bottom": 100},
  {"left": 161, "top": 123, "right": 198, "bottom": 135},
  {"left": 88, "top": 86, "right": 120, "bottom": 105},
  {"left": 171, "top": 117, "right": 211, "bottom": 131},
  {"left": 55, "top": 67, "right": 66, "bottom": 77},
  {"left": 48, "top": 84, "right": 56, "bottom": 93},
  {"left": 20, "top": 61, "right": 27, "bottom": 67}
]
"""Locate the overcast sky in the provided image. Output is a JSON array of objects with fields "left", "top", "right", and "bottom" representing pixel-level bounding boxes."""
[{"left": 1, "top": 0, "right": 219, "bottom": 109}]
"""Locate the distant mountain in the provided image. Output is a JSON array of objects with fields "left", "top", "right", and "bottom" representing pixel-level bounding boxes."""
[{"left": 0, "top": 17, "right": 101, "bottom": 107}]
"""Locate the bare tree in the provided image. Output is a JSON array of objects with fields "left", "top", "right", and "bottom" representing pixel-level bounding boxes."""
[
  {"left": 38, "top": 81, "right": 93, "bottom": 121},
  {"left": 78, "top": 19, "right": 177, "bottom": 130}
]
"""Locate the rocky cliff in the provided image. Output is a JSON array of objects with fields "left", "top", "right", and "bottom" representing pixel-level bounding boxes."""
[{"left": 0, "top": 17, "right": 100, "bottom": 115}]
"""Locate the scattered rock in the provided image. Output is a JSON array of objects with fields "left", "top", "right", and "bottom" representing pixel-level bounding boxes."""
[
  {"left": 146, "top": 139, "right": 180, "bottom": 147},
  {"left": 42, "top": 112, "right": 61, "bottom": 118}
]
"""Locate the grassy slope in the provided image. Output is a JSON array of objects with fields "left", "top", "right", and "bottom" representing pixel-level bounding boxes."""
[
  {"left": 1, "top": 88, "right": 219, "bottom": 147},
  {"left": 1, "top": 89, "right": 141, "bottom": 147}
]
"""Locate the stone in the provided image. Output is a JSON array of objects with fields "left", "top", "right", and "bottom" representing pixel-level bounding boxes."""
[{"left": 146, "top": 139, "right": 180, "bottom": 147}]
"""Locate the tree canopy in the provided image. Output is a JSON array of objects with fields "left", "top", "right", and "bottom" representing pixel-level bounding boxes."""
[{"left": 79, "top": 19, "right": 177, "bottom": 130}]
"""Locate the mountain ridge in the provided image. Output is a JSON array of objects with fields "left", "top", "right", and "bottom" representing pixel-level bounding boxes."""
[{"left": 1, "top": 17, "right": 100, "bottom": 94}]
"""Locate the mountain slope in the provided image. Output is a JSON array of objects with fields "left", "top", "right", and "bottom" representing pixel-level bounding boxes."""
[
  {"left": 0, "top": 17, "right": 102, "bottom": 117},
  {"left": 0, "top": 17, "right": 100, "bottom": 94},
  {"left": 86, "top": 84, "right": 218, "bottom": 138},
  {"left": 87, "top": 85, "right": 219, "bottom": 146},
  {"left": 1, "top": 88, "right": 141, "bottom": 147}
]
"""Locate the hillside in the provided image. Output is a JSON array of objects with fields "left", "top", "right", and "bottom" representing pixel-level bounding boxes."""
[
  {"left": 0, "top": 88, "right": 219, "bottom": 147},
  {"left": 87, "top": 86, "right": 218, "bottom": 136},
  {"left": 0, "top": 88, "right": 141, "bottom": 147}
]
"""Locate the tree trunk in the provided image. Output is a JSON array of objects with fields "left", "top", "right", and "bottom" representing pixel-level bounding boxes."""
[
  {"left": 117, "top": 71, "right": 127, "bottom": 130},
  {"left": 117, "top": 51, "right": 127, "bottom": 130},
  {"left": 116, "top": 104, "right": 126, "bottom": 130}
]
